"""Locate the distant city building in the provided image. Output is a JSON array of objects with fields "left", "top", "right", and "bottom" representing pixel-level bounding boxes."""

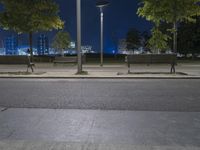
[
  {"left": 37, "top": 34, "right": 49, "bottom": 55},
  {"left": 66, "top": 42, "right": 95, "bottom": 54},
  {"left": 81, "top": 45, "right": 95, "bottom": 54},
  {"left": 0, "top": 48, "right": 5, "bottom": 55},
  {"left": 18, "top": 46, "right": 37, "bottom": 56},
  {"left": 4, "top": 36, "right": 18, "bottom": 55},
  {"left": 64, "top": 41, "right": 76, "bottom": 55},
  {"left": 69, "top": 41, "right": 76, "bottom": 49}
]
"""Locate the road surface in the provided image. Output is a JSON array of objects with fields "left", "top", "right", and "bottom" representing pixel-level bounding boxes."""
[
  {"left": 0, "top": 79, "right": 200, "bottom": 149},
  {"left": 0, "top": 79, "right": 200, "bottom": 111}
]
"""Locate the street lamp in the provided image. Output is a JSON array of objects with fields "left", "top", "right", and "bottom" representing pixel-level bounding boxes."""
[
  {"left": 96, "top": 0, "right": 110, "bottom": 67},
  {"left": 77, "top": 0, "right": 82, "bottom": 74}
]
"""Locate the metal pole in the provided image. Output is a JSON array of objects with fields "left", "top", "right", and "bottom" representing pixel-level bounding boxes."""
[
  {"left": 100, "top": 8, "right": 104, "bottom": 67},
  {"left": 77, "top": 0, "right": 82, "bottom": 73},
  {"left": 173, "top": 21, "right": 177, "bottom": 54}
]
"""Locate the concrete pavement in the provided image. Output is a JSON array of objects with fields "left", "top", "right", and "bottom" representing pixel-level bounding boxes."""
[
  {"left": 0, "top": 108, "right": 200, "bottom": 149},
  {"left": 1, "top": 141, "right": 200, "bottom": 150},
  {"left": 0, "top": 63, "right": 200, "bottom": 78}
]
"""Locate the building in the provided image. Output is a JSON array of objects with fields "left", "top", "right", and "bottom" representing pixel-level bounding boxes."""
[
  {"left": 37, "top": 34, "right": 49, "bottom": 55},
  {"left": 81, "top": 45, "right": 94, "bottom": 54},
  {"left": 66, "top": 42, "right": 95, "bottom": 54},
  {"left": 0, "top": 48, "right": 5, "bottom": 55},
  {"left": 4, "top": 36, "right": 18, "bottom": 55},
  {"left": 18, "top": 46, "right": 38, "bottom": 56},
  {"left": 69, "top": 41, "right": 76, "bottom": 49}
]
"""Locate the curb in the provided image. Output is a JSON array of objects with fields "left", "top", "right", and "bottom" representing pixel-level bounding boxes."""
[{"left": 0, "top": 76, "right": 200, "bottom": 79}]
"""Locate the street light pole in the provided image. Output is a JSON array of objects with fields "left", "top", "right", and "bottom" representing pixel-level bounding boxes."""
[
  {"left": 96, "top": 1, "right": 109, "bottom": 67},
  {"left": 100, "top": 8, "right": 104, "bottom": 67},
  {"left": 77, "top": 0, "right": 82, "bottom": 74}
]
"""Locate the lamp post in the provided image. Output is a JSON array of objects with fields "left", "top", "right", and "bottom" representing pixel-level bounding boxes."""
[
  {"left": 77, "top": 0, "right": 82, "bottom": 74},
  {"left": 96, "top": 0, "right": 109, "bottom": 67}
]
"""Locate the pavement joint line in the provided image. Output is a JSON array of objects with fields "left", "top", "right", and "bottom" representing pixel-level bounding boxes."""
[{"left": 2, "top": 107, "right": 200, "bottom": 113}]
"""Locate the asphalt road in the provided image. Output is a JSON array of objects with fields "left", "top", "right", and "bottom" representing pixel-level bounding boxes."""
[{"left": 0, "top": 79, "right": 200, "bottom": 112}]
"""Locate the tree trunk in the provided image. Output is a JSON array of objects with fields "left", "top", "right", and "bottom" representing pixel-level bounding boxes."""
[
  {"left": 184, "top": 53, "right": 187, "bottom": 58},
  {"left": 173, "top": 22, "right": 178, "bottom": 54},
  {"left": 61, "top": 49, "right": 64, "bottom": 57},
  {"left": 192, "top": 53, "right": 196, "bottom": 60},
  {"left": 29, "top": 32, "right": 33, "bottom": 62}
]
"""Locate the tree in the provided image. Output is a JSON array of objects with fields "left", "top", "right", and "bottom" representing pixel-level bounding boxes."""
[
  {"left": 0, "top": 0, "right": 64, "bottom": 60},
  {"left": 137, "top": 0, "right": 200, "bottom": 53},
  {"left": 148, "top": 27, "right": 170, "bottom": 53},
  {"left": 140, "top": 31, "right": 151, "bottom": 52},
  {"left": 52, "top": 31, "right": 71, "bottom": 56},
  {"left": 158, "top": 22, "right": 173, "bottom": 50},
  {"left": 178, "top": 17, "right": 200, "bottom": 57},
  {"left": 126, "top": 28, "right": 141, "bottom": 52}
]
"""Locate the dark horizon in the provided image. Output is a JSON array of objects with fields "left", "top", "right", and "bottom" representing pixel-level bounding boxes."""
[{"left": 0, "top": 0, "right": 152, "bottom": 53}]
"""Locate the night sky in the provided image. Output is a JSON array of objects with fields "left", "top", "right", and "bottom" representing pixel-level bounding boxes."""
[{"left": 0, "top": 0, "right": 152, "bottom": 53}]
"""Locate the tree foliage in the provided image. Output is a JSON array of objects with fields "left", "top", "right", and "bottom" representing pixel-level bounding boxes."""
[
  {"left": 140, "top": 31, "right": 151, "bottom": 52},
  {"left": 0, "top": 0, "right": 64, "bottom": 32},
  {"left": 138, "top": 0, "right": 200, "bottom": 24},
  {"left": 158, "top": 22, "right": 174, "bottom": 50},
  {"left": 52, "top": 31, "right": 71, "bottom": 56},
  {"left": 178, "top": 17, "right": 200, "bottom": 57},
  {"left": 126, "top": 28, "right": 141, "bottom": 51},
  {"left": 0, "top": 0, "right": 64, "bottom": 58},
  {"left": 137, "top": 0, "right": 200, "bottom": 53},
  {"left": 148, "top": 27, "right": 170, "bottom": 53}
]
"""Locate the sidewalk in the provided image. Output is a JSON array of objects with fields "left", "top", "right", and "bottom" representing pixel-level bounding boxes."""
[
  {"left": 0, "top": 63, "right": 200, "bottom": 79},
  {"left": 0, "top": 108, "right": 200, "bottom": 150}
]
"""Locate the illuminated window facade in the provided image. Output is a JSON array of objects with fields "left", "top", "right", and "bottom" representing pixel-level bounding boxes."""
[
  {"left": 37, "top": 34, "right": 49, "bottom": 55},
  {"left": 4, "top": 36, "right": 18, "bottom": 55}
]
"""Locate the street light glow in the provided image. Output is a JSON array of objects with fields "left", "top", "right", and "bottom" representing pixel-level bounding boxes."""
[{"left": 96, "top": 1, "right": 110, "bottom": 8}]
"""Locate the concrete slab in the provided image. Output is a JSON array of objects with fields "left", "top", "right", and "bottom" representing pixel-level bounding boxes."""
[
  {"left": 0, "top": 141, "right": 200, "bottom": 150},
  {"left": 0, "top": 108, "right": 200, "bottom": 148}
]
